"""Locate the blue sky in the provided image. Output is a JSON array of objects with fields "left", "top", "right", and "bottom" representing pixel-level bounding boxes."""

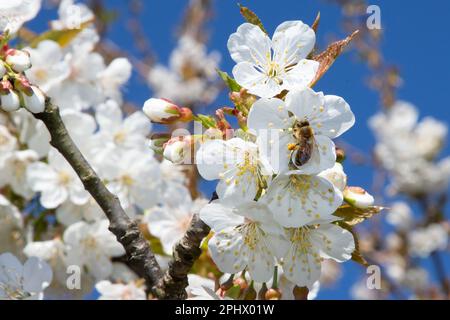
[{"left": 28, "top": 0, "right": 450, "bottom": 299}]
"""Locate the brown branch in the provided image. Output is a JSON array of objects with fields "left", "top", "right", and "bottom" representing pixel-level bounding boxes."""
[
  {"left": 33, "top": 99, "right": 164, "bottom": 295},
  {"left": 155, "top": 194, "right": 216, "bottom": 299},
  {"left": 156, "top": 214, "right": 211, "bottom": 299}
]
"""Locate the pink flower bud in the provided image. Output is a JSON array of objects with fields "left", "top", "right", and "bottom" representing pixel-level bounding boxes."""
[
  {"left": 23, "top": 86, "right": 46, "bottom": 113},
  {"left": 163, "top": 136, "right": 194, "bottom": 164},
  {"left": 0, "top": 89, "right": 20, "bottom": 112},
  {"left": 343, "top": 186, "right": 374, "bottom": 209},
  {"left": 5, "top": 49, "right": 31, "bottom": 73},
  {"left": 143, "top": 98, "right": 192, "bottom": 124}
]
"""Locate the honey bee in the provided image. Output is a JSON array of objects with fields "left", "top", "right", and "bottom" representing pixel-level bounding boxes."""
[{"left": 288, "top": 120, "right": 315, "bottom": 167}]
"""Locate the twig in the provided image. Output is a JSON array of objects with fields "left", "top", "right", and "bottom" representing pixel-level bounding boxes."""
[
  {"left": 33, "top": 99, "right": 164, "bottom": 295},
  {"left": 155, "top": 194, "right": 216, "bottom": 299}
]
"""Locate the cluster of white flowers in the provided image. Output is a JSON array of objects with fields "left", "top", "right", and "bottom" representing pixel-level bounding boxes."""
[
  {"left": 370, "top": 101, "right": 450, "bottom": 196},
  {"left": 147, "top": 35, "right": 221, "bottom": 106},
  {"left": 177, "top": 21, "right": 362, "bottom": 293},
  {"left": 408, "top": 223, "right": 448, "bottom": 258},
  {"left": 0, "top": 0, "right": 41, "bottom": 35},
  {"left": 0, "top": 0, "right": 211, "bottom": 300}
]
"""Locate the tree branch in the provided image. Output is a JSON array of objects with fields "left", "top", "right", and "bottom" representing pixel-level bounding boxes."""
[
  {"left": 155, "top": 194, "right": 216, "bottom": 299},
  {"left": 33, "top": 99, "right": 163, "bottom": 295}
]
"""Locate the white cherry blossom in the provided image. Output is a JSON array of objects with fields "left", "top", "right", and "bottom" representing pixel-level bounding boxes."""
[
  {"left": 147, "top": 35, "right": 220, "bottom": 106},
  {"left": 19, "top": 108, "right": 97, "bottom": 158},
  {"left": 282, "top": 223, "right": 354, "bottom": 289},
  {"left": 0, "top": 149, "right": 39, "bottom": 199},
  {"left": 63, "top": 220, "right": 125, "bottom": 280},
  {"left": 26, "top": 149, "right": 89, "bottom": 209},
  {"left": 51, "top": 0, "right": 98, "bottom": 52},
  {"left": 408, "top": 223, "right": 448, "bottom": 258},
  {"left": 146, "top": 185, "right": 207, "bottom": 255},
  {"left": 200, "top": 200, "right": 288, "bottom": 282},
  {"left": 228, "top": 21, "right": 318, "bottom": 98},
  {"left": 102, "top": 149, "right": 161, "bottom": 212},
  {"left": 25, "top": 40, "right": 70, "bottom": 93},
  {"left": 386, "top": 201, "right": 414, "bottom": 231},
  {"left": 95, "top": 100, "right": 150, "bottom": 153},
  {"left": 247, "top": 88, "right": 355, "bottom": 174},
  {"left": 56, "top": 197, "right": 103, "bottom": 226},
  {"left": 0, "top": 0, "right": 41, "bottom": 34},
  {"left": 262, "top": 173, "right": 343, "bottom": 227},
  {"left": 196, "top": 137, "right": 273, "bottom": 204},
  {"left": 23, "top": 238, "right": 95, "bottom": 300}
]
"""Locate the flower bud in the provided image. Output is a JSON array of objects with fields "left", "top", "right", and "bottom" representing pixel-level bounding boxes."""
[
  {"left": 344, "top": 186, "right": 374, "bottom": 209},
  {"left": 163, "top": 136, "right": 194, "bottom": 164},
  {"left": 318, "top": 162, "right": 347, "bottom": 192},
  {"left": 293, "top": 286, "right": 309, "bottom": 300},
  {"left": 22, "top": 86, "right": 46, "bottom": 113},
  {"left": 0, "top": 60, "right": 6, "bottom": 78},
  {"left": 148, "top": 133, "right": 170, "bottom": 154},
  {"left": 265, "top": 288, "right": 282, "bottom": 300},
  {"left": 233, "top": 277, "right": 248, "bottom": 291},
  {"left": 0, "top": 89, "right": 20, "bottom": 112},
  {"left": 5, "top": 49, "right": 31, "bottom": 72},
  {"left": 229, "top": 88, "right": 257, "bottom": 114},
  {"left": 143, "top": 98, "right": 192, "bottom": 124},
  {"left": 242, "top": 284, "right": 257, "bottom": 300}
]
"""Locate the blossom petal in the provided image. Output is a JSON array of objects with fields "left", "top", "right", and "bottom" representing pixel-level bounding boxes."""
[
  {"left": 264, "top": 174, "right": 342, "bottom": 227},
  {"left": 228, "top": 23, "right": 271, "bottom": 66},
  {"left": 26, "top": 162, "right": 58, "bottom": 192},
  {"left": 311, "top": 224, "right": 355, "bottom": 262},
  {"left": 281, "top": 59, "right": 319, "bottom": 91},
  {"left": 247, "top": 241, "right": 276, "bottom": 282},
  {"left": 216, "top": 169, "right": 258, "bottom": 204},
  {"left": 0, "top": 253, "right": 23, "bottom": 285},
  {"left": 208, "top": 226, "right": 248, "bottom": 274},
  {"left": 96, "top": 100, "right": 122, "bottom": 132},
  {"left": 123, "top": 111, "right": 150, "bottom": 136},
  {"left": 23, "top": 257, "right": 52, "bottom": 293},
  {"left": 283, "top": 246, "right": 321, "bottom": 289},
  {"left": 40, "top": 186, "right": 68, "bottom": 209},
  {"left": 314, "top": 95, "right": 355, "bottom": 138},
  {"left": 200, "top": 201, "right": 245, "bottom": 232},
  {"left": 196, "top": 139, "right": 230, "bottom": 181},
  {"left": 285, "top": 87, "right": 325, "bottom": 120},
  {"left": 272, "top": 21, "right": 316, "bottom": 65},
  {"left": 69, "top": 183, "right": 90, "bottom": 206},
  {"left": 232, "top": 62, "right": 281, "bottom": 98}
]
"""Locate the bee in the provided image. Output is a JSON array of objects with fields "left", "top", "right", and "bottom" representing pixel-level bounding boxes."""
[{"left": 288, "top": 120, "right": 315, "bottom": 167}]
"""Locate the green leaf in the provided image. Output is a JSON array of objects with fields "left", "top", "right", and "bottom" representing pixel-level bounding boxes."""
[
  {"left": 30, "top": 21, "right": 92, "bottom": 48},
  {"left": 193, "top": 114, "right": 217, "bottom": 129},
  {"left": 217, "top": 69, "right": 242, "bottom": 92},
  {"left": 333, "top": 204, "right": 384, "bottom": 226},
  {"left": 238, "top": 4, "right": 267, "bottom": 34}
]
